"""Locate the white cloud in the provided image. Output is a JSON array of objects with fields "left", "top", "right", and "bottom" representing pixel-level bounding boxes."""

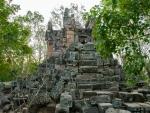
[{"left": 12, "top": 0, "right": 99, "bottom": 24}]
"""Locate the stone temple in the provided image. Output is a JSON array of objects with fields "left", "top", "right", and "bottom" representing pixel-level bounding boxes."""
[{"left": 0, "top": 8, "right": 150, "bottom": 113}]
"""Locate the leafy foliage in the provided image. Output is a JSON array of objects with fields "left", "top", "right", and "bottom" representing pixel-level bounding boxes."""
[
  {"left": 85, "top": 0, "right": 150, "bottom": 85},
  {"left": 0, "top": 0, "right": 37, "bottom": 81}
]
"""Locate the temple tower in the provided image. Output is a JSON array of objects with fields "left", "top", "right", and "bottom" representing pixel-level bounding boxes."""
[{"left": 63, "top": 8, "right": 75, "bottom": 48}]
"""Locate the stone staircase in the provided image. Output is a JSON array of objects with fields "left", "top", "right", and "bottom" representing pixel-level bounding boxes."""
[{"left": 64, "top": 42, "right": 122, "bottom": 99}]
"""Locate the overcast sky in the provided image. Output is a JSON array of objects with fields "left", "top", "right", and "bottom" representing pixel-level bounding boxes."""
[{"left": 12, "top": 0, "right": 100, "bottom": 25}]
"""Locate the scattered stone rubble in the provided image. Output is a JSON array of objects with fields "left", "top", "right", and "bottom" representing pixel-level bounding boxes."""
[{"left": 0, "top": 8, "right": 150, "bottom": 113}]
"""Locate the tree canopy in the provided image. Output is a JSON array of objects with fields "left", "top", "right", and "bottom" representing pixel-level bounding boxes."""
[
  {"left": 85, "top": 0, "right": 150, "bottom": 85},
  {"left": 0, "top": 0, "right": 38, "bottom": 81}
]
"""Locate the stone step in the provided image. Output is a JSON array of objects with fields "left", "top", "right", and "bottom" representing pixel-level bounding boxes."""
[
  {"left": 78, "top": 83, "right": 94, "bottom": 89},
  {"left": 105, "top": 108, "right": 131, "bottom": 113},
  {"left": 76, "top": 79, "right": 98, "bottom": 83},
  {"left": 98, "top": 103, "right": 113, "bottom": 113},
  {"left": 82, "top": 91, "right": 114, "bottom": 99},
  {"left": 90, "top": 95, "right": 112, "bottom": 104},
  {"left": 84, "top": 106, "right": 99, "bottom": 113},
  {"left": 77, "top": 82, "right": 119, "bottom": 90},
  {"left": 79, "top": 66, "right": 98, "bottom": 73},
  {"left": 76, "top": 74, "right": 98, "bottom": 81},
  {"left": 124, "top": 103, "right": 150, "bottom": 112},
  {"left": 79, "top": 60, "right": 97, "bottom": 66}
]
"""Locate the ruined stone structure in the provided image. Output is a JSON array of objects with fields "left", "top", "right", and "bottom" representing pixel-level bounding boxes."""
[
  {"left": 45, "top": 8, "right": 92, "bottom": 57},
  {"left": 0, "top": 8, "right": 150, "bottom": 113}
]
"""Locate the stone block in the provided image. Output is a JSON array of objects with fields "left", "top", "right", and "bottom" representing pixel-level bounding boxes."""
[
  {"left": 106, "top": 108, "right": 131, "bottom": 113},
  {"left": 81, "top": 43, "right": 95, "bottom": 51},
  {"left": 90, "top": 95, "right": 111, "bottom": 105},
  {"left": 98, "top": 103, "right": 112, "bottom": 113},
  {"left": 55, "top": 104, "right": 69, "bottom": 113},
  {"left": 114, "top": 66, "right": 122, "bottom": 75},
  {"left": 112, "top": 98, "right": 123, "bottom": 108},
  {"left": 146, "top": 94, "right": 150, "bottom": 102},
  {"left": 138, "top": 103, "right": 150, "bottom": 112},
  {"left": 79, "top": 60, "right": 97, "bottom": 66},
  {"left": 78, "top": 84, "right": 93, "bottom": 90},
  {"left": 84, "top": 106, "right": 99, "bottom": 113},
  {"left": 76, "top": 74, "right": 97, "bottom": 82},
  {"left": 103, "top": 58, "right": 111, "bottom": 66},
  {"left": 60, "top": 92, "right": 72, "bottom": 108},
  {"left": 66, "top": 51, "right": 79, "bottom": 61},
  {"left": 118, "top": 92, "right": 145, "bottom": 102},
  {"left": 82, "top": 91, "right": 97, "bottom": 98},
  {"left": 80, "top": 52, "right": 96, "bottom": 60},
  {"left": 124, "top": 103, "right": 144, "bottom": 113},
  {"left": 22, "top": 107, "right": 28, "bottom": 113},
  {"left": 92, "top": 83, "right": 104, "bottom": 90},
  {"left": 79, "top": 66, "right": 98, "bottom": 73},
  {"left": 74, "top": 100, "right": 85, "bottom": 108},
  {"left": 46, "top": 103, "right": 56, "bottom": 113}
]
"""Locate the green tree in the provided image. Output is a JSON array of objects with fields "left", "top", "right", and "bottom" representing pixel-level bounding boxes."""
[
  {"left": 85, "top": 0, "right": 150, "bottom": 85},
  {"left": 24, "top": 11, "right": 46, "bottom": 62},
  {"left": 0, "top": 0, "right": 36, "bottom": 81}
]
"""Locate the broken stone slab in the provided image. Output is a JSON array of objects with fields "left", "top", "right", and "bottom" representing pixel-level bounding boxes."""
[
  {"left": 98, "top": 103, "right": 113, "bottom": 113},
  {"left": 105, "top": 108, "right": 131, "bottom": 113}
]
